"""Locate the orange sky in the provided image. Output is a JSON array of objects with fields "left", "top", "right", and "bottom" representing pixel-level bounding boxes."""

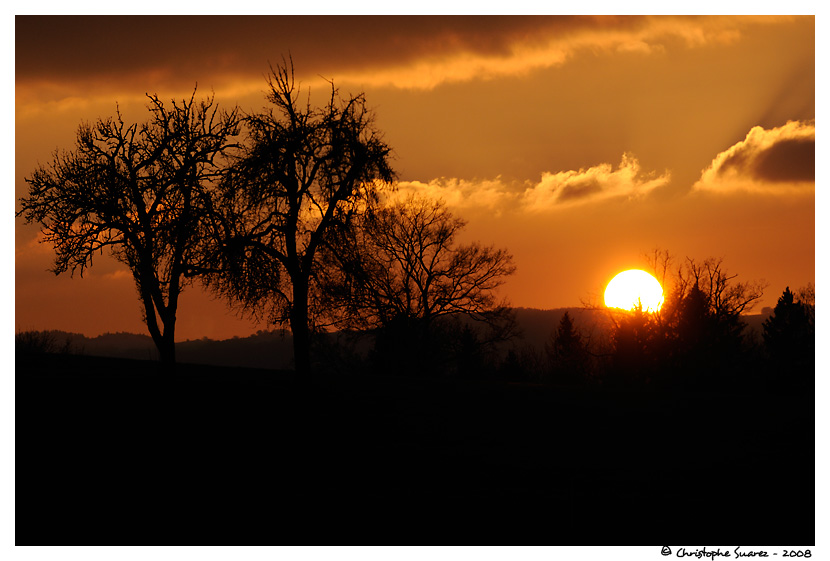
[{"left": 14, "top": 15, "right": 816, "bottom": 340}]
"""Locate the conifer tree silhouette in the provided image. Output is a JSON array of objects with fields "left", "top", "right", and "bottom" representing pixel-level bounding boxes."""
[
  {"left": 610, "top": 303, "right": 658, "bottom": 386},
  {"left": 763, "top": 286, "right": 814, "bottom": 393},
  {"left": 545, "top": 311, "right": 589, "bottom": 385}
]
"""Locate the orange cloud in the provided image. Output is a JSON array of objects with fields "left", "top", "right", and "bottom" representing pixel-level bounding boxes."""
[
  {"left": 522, "top": 153, "right": 671, "bottom": 211},
  {"left": 391, "top": 177, "right": 516, "bottom": 212},
  {"left": 693, "top": 120, "right": 815, "bottom": 195},
  {"left": 15, "top": 16, "right": 801, "bottom": 116},
  {"left": 392, "top": 153, "right": 670, "bottom": 213},
  {"left": 332, "top": 16, "right": 792, "bottom": 91}
]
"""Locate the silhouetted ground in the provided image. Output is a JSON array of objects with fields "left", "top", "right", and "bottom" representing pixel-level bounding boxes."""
[{"left": 16, "top": 353, "right": 813, "bottom": 545}]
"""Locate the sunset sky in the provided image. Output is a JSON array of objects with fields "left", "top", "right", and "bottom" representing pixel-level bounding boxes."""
[{"left": 14, "top": 14, "right": 817, "bottom": 341}]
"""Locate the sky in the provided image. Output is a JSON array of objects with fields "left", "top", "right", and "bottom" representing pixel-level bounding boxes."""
[{"left": 14, "top": 14, "right": 817, "bottom": 341}]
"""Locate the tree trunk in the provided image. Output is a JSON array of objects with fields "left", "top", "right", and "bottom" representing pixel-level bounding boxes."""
[
  {"left": 157, "top": 336, "right": 176, "bottom": 366},
  {"left": 159, "top": 316, "right": 177, "bottom": 366},
  {"left": 139, "top": 282, "right": 177, "bottom": 367},
  {"left": 290, "top": 278, "right": 312, "bottom": 383}
]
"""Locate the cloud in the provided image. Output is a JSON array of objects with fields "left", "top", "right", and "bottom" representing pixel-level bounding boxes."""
[
  {"left": 331, "top": 15, "right": 792, "bottom": 91},
  {"left": 391, "top": 177, "right": 517, "bottom": 213},
  {"left": 391, "top": 153, "right": 670, "bottom": 213},
  {"left": 693, "top": 120, "right": 815, "bottom": 195},
  {"left": 15, "top": 15, "right": 799, "bottom": 107},
  {"left": 522, "top": 153, "right": 671, "bottom": 211}
]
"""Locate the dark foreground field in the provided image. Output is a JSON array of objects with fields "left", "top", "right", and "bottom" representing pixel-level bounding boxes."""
[{"left": 17, "top": 353, "right": 814, "bottom": 545}]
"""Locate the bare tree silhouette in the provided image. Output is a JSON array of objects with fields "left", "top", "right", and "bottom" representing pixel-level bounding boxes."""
[
  {"left": 318, "top": 195, "right": 516, "bottom": 373},
  {"left": 18, "top": 91, "right": 240, "bottom": 364},
  {"left": 322, "top": 195, "right": 515, "bottom": 328},
  {"left": 645, "top": 251, "right": 765, "bottom": 335},
  {"left": 607, "top": 251, "right": 767, "bottom": 389},
  {"left": 203, "top": 59, "right": 395, "bottom": 380}
]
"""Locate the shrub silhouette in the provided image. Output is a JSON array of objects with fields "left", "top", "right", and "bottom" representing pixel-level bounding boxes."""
[{"left": 15, "top": 330, "right": 73, "bottom": 355}]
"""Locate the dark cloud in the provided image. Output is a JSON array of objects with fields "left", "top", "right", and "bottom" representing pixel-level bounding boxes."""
[
  {"left": 720, "top": 135, "right": 814, "bottom": 183},
  {"left": 15, "top": 15, "right": 603, "bottom": 86},
  {"left": 17, "top": 15, "right": 795, "bottom": 100},
  {"left": 695, "top": 120, "right": 815, "bottom": 193},
  {"left": 753, "top": 137, "right": 815, "bottom": 183},
  {"left": 558, "top": 178, "right": 603, "bottom": 201}
]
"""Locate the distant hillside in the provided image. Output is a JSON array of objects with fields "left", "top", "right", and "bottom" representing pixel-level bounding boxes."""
[
  {"left": 17, "top": 330, "right": 160, "bottom": 362},
  {"left": 177, "top": 331, "right": 295, "bottom": 370},
  {"left": 510, "top": 306, "right": 772, "bottom": 350},
  {"left": 17, "top": 307, "right": 773, "bottom": 369},
  {"left": 16, "top": 329, "right": 295, "bottom": 370},
  {"left": 743, "top": 312, "right": 773, "bottom": 341},
  {"left": 510, "top": 307, "right": 612, "bottom": 350}
]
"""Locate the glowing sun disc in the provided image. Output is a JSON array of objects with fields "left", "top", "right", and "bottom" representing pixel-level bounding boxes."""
[{"left": 604, "top": 269, "right": 664, "bottom": 312}]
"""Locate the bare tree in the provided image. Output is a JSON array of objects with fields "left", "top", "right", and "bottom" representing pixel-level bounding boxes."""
[
  {"left": 681, "top": 257, "right": 765, "bottom": 318},
  {"left": 605, "top": 250, "right": 769, "bottom": 388},
  {"left": 18, "top": 91, "right": 240, "bottom": 364},
  {"left": 204, "top": 59, "right": 395, "bottom": 379},
  {"left": 643, "top": 250, "right": 765, "bottom": 329},
  {"left": 319, "top": 195, "right": 517, "bottom": 342},
  {"left": 795, "top": 282, "right": 816, "bottom": 329}
]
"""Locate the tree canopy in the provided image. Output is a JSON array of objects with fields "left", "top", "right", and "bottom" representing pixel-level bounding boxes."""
[
  {"left": 202, "top": 60, "right": 395, "bottom": 378},
  {"left": 320, "top": 195, "right": 516, "bottom": 331},
  {"left": 18, "top": 91, "right": 240, "bottom": 363},
  {"left": 763, "top": 285, "right": 814, "bottom": 392},
  {"left": 606, "top": 252, "right": 768, "bottom": 388},
  {"left": 317, "top": 194, "right": 517, "bottom": 374}
]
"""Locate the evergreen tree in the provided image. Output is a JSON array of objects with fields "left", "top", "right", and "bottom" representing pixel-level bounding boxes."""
[
  {"left": 606, "top": 253, "right": 765, "bottom": 391},
  {"left": 763, "top": 286, "right": 814, "bottom": 393},
  {"left": 499, "top": 348, "right": 526, "bottom": 382},
  {"left": 453, "top": 323, "right": 486, "bottom": 379},
  {"left": 545, "top": 311, "right": 589, "bottom": 385},
  {"left": 610, "top": 304, "right": 658, "bottom": 387}
]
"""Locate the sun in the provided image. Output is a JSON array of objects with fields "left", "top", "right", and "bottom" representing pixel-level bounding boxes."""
[{"left": 604, "top": 269, "right": 664, "bottom": 312}]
